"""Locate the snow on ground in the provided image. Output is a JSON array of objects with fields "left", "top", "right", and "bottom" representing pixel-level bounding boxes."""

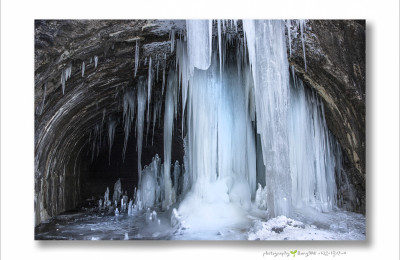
[{"left": 248, "top": 211, "right": 365, "bottom": 240}]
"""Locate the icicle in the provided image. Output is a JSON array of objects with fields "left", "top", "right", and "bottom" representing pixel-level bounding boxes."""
[
  {"left": 243, "top": 20, "right": 291, "bottom": 217},
  {"left": 94, "top": 56, "right": 98, "bottom": 68},
  {"left": 134, "top": 40, "right": 139, "bottom": 77},
  {"left": 162, "top": 68, "right": 166, "bottom": 95},
  {"left": 286, "top": 19, "right": 292, "bottom": 57},
  {"left": 156, "top": 59, "right": 160, "bottom": 82},
  {"left": 81, "top": 61, "right": 85, "bottom": 77},
  {"left": 60, "top": 63, "right": 72, "bottom": 94},
  {"left": 217, "top": 19, "right": 222, "bottom": 76},
  {"left": 122, "top": 88, "right": 135, "bottom": 161},
  {"left": 170, "top": 29, "right": 175, "bottom": 53},
  {"left": 61, "top": 71, "right": 65, "bottom": 94},
  {"left": 107, "top": 118, "right": 116, "bottom": 165},
  {"left": 162, "top": 70, "right": 176, "bottom": 210},
  {"left": 162, "top": 53, "right": 166, "bottom": 95},
  {"left": 136, "top": 77, "right": 147, "bottom": 185},
  {"left": 288, "top": 73, "right": 339, "bottom": 212},
  {"left": 299, "top": 19, "right": 307, "bottom": 71},
  {"left": 186, "top": 20, "right": 213, "bottom": 72},
  {"left": 101, "top": 109, "right": 105, "bottom": 128},
  {"left": 147, "top": 57, "right": 152, "bottom": 117}
]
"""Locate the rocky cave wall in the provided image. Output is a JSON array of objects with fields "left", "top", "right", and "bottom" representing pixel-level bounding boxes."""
[{"left": 34, "top": 20, "right": 366, "bottom": 226}]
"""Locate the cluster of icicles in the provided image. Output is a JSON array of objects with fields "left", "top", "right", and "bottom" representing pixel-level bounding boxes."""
[{"left": 86, "top": 20, "right": 346, "bottom": 226}]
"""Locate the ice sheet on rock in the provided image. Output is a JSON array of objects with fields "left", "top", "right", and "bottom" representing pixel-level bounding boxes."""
[{"left": 288, "top": 73, "right": 340, "bottom": 212}]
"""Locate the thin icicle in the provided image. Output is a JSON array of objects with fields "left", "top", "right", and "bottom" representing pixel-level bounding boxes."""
[
  {"left": 147, "top": 57, "right": 153, "bottom": 128},
  {"left": 107, "top": 119, "right": 116, "bottom": 165},
  {"left": 82, "top": 61, "right": 85, "bottom": 77},
  {"left": 299, "top": 20, "right": 307, "bottom": 71},
  {"left": 162, "top": 67, "right": 166, "bottom": 95},
  {"left": 122, "top": 88, "right": 135, "bottom": 161},
  {"left": 60, "top": 63, "right": 72, "bottom": 95},
  {"left": 61, "top": 71, "right": 65, "bottom": 94},
  {"left": 136, "top": 78, "right": 147, "bottom": 186},
  {"left": 286, "top": 19, "right": 292, "bottom": 57},
  {"left": 163, "top": 70, "right": 176, "bottom": 210},
  {"left": 156, "top": 59, "right": 160, "bottom": 82},
  {"left": 94, "top": 56, "right": 98, "bottom": 68},
  {"left": 102, "top": 108, "right": 106, "bottom": 126},
  {"left": 217, "top": 20, "right": 222, "bottom": 77},
  {"left": 170, "top": 29, "right": 175, "bottom": 53},
  {"left": 134, "top": 40, "right": 139, "bottom": 77}
]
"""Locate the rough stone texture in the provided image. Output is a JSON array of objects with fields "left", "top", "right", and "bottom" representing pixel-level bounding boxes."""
[
  {"left": 34, "top": 20, "right": 366, "bottom": 225},
  {"left": 288, "top": 20, "right": 365, "bottom": 213},
  {"left": 34, "top": 20, "right": 185, "bottom": 225}
]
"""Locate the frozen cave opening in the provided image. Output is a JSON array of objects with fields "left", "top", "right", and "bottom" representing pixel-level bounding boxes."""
[{"left": 34, "top": 19, "right": 365, "bottom": 240}]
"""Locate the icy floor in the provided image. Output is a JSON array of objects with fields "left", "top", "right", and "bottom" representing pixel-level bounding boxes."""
[
  {"left": 248, "top": 210, "right": 366, "bottom": 240},
  {"left": 35, "top": 200, "right": 365, "bottom": 240}
]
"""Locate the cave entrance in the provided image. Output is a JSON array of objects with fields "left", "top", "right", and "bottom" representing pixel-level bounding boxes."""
[{"left": 79, "top": 108, "right": 184, "bottom": 206}]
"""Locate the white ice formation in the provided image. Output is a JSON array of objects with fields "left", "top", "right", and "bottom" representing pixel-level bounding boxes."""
[{"left": 88, "top": 20, "right": 350, "bottom": 234}]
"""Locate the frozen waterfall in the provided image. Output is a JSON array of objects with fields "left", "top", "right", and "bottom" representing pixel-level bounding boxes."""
[{"left": 87, "top": 20, "right": 348, "bottom": 234}]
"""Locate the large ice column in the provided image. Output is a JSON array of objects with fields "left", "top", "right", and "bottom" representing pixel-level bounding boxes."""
[
  {"left": 162, "top": 70, "right": 176, "bottom": 210},
  {"left": 186, "top": 64, "right": 219, "bottom": 200},
  {"left": 186, "top": 20, "right": 213, "bottom": 72},
  {"left": 288, "top": 74, "right": 338, "bottom": 212},
  {"left": 243, "top": 20, "right": 292, "bottom": 217},
  {"left": 182, "top": 45, "right": 256, "bottom": 207},
  {"left": 136, "top": 77, "right": 147, "bottom": 186}
]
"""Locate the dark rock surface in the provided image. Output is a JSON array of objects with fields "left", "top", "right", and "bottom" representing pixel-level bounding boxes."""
[
  {"left": 34, "top": 20, "right": 185, "bottom": 225},
  {"left": 34, "top": 20, "right": 366, "bottom": 225}
]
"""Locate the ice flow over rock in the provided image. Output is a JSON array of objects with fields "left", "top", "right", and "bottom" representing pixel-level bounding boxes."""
[{"left": 89, "top": 20, "right": 346, "bottom": 234}]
